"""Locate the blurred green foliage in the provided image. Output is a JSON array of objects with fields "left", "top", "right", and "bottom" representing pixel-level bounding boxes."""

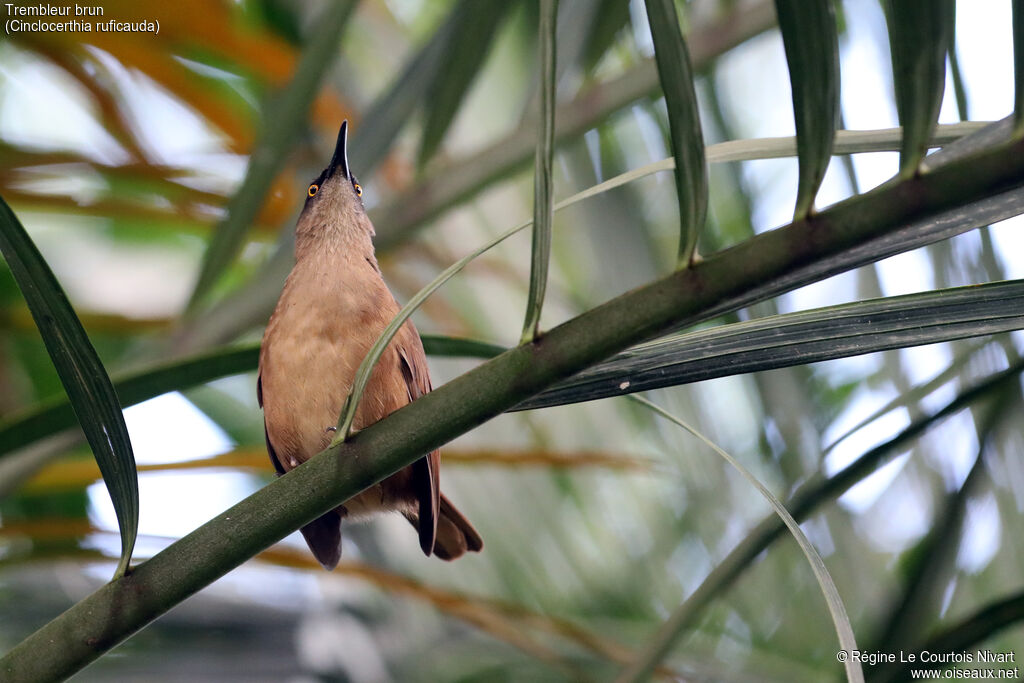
[{"left": 1, "top": 0, "right": 1023, "bottom": 681}]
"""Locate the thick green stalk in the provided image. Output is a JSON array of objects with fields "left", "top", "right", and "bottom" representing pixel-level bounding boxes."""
[{"left": 4, "top": 135, "right": 1024, "bottom": 681}]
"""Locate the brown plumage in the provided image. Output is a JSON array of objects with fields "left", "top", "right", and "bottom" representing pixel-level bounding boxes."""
[{"left": 258, "top": 121, "right": 482, "bottom": 570}]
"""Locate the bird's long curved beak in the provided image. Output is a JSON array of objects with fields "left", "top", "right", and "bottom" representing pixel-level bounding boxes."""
[{"left": 327, "top": 120, "right": 351, "bottom": 181}]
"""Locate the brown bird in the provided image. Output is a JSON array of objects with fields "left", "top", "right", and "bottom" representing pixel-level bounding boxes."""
[{"left": 258, "top": 121, "right": 482, "bottom": 570}]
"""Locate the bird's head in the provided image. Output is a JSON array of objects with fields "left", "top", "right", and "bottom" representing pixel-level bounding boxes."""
[{"left": 294, "top": 120, "right": 372, "bottom": 255}]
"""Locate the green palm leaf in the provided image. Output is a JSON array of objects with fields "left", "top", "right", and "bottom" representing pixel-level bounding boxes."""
[{"left": 0, "top": 195, "right": 138, "bottom": 579}]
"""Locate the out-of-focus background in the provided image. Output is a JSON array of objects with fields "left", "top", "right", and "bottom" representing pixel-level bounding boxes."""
[{"left": 1, "top": 0, "right": 1023, "bottom": 680}]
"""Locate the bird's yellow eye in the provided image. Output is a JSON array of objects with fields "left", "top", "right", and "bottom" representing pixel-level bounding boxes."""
[
  {"left": 354, "top": 182, "right": 362, "bottom": 197},
  {"left": 308, "top": 184, "right": 319, "bottom": 197}
]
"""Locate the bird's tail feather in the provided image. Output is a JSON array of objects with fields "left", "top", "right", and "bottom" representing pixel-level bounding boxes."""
[
  {"left": 404, "top": 493, "right": 481, "bottom": 560},
  {"left": 300, "top": 509, "right": 343, "bottom": 570},
  {"left": 430, "top": 494, "right": 483, "bottom": 561}
]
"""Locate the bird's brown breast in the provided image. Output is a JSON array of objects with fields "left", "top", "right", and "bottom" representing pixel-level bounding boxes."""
[{"left": 259, "top": 252, "right": 409, "bottom": 468}]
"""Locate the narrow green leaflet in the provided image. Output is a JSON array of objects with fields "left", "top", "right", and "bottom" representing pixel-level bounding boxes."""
[
  {"left": 187, "top": 0, "right": 357, "bottom": 310},
  {"left": 1014, "top": 0, "right": 1024, "bottom": 135},
  {"left": 417, "top": 0, "right": 516, "bottom": 166},
  {"left": 618, "top": 397, "right": 862, "bottom": 683},
  {"left": 0, "top": 195, "right": 138, "bottom": 579},
  {"left": 948, "top": 42, "right": 970, "bottom": 121},
  {"left": 516, "top": 279, "right": 1024, "bottom": 410},
  {"left": 775, "top": 0, "right": 839, "bottom": 219},
  {"left": 540, "top": 0, "right": 599, "bottom": 101},
  {"left": 421, "top": 335, "right": 504, "bottom": 359},
  {"left": 644, "top": 0, "right": 707, "bottom": 267},
  {"left": 884, "top": 0, "right": 955, "bottom": 177},
  {"left": 521, "top": 0, "right": 559, "bottom": 343}
]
